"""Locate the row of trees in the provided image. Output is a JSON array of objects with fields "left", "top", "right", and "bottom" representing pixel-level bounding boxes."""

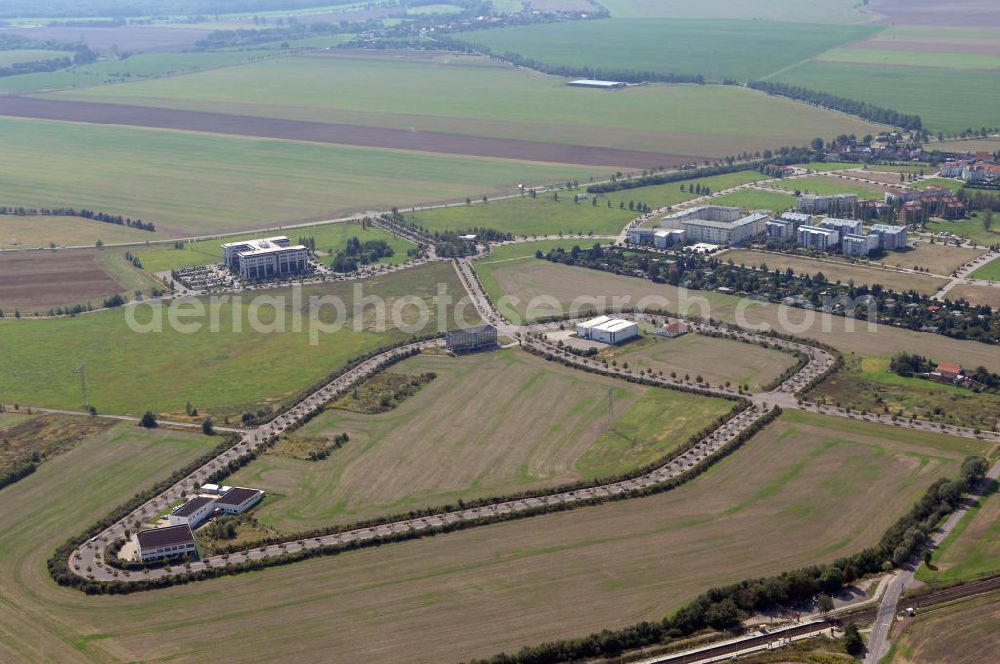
[
  {"left": 748, "top": 80, "right": 923, "bottom": 131},
  {"left": 0, "top": 206, "right": 155, "bottom": 232}
]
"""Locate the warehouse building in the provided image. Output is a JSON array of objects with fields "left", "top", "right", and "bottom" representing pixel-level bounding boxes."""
[
  {"left": 869, "top": 224, "right": 908, "bottom": 250},
  {"left": 445, "top": 324, "right": 498, "bottom": 352},
  {"left": 797, "top": 225, "right": 840, "bottom": 251},
  {"left": 222, "top": 236, "right": 310, "bottom": 281},
  {"left": 576, "top": 316, "right": 638, "bottom": 344},
  {"left": 136, "top": 525, "right": 196, "bottom": 563},
  {"left": 568, "top": 79, "right": 626, "bottom": 89},
  {"left": 660, "top": 206, "right": 770, "bottom": 246}
]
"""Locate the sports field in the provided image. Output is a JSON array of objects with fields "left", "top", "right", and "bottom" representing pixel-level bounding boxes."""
[
  {"left": 721, "top": 249, "right": 948, "bottom": 295},
  {"left": 774, "top": 174, "right": 891, "bottom": 199},
  {"left": 597, "top": 331, "right": 798, "bottom": 391},
  {"left": 0, "top": 410, "right": 981, "bottom": 663},
  {"left": 889, "top": 590, "right": 1000, "bottom": 664},
  {"left": 226, "top": 349, "right": 733, "bottom": 528},
  {"left": 484, "top": 260, "right": 1000, "bottom": 371},
  {"left": 133, "top": 221, "right": 414, "bottom": 273},
  {"left": 0, "top": 262, "right": 475, "bottom": 418},
  {"left": 0, "top": 116, "right": 601, "bottom": 237},
  {"left": 0, "top": 214, "right": 157, "bottom": 249},
  {"left": 44, "top": 51, "right": 885, "bottom": 161},
  {"left": 449, "top": 19, "right": 880, "bottom": 82}
]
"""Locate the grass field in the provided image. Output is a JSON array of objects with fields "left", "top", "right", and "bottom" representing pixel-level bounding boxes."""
[
  {"left": 970, "top": 256, "right": 1000, "bottom": 280},
  {"left": 0, "top": 116, "right": 601, "bottom": 237},
  {"left": 0, "top": 410, "right": 981, "bottom": 663},
  {"left": 917, "top": 482, "right": 1000, "bottom": 585},
  {"left": 597, "top": 330, "right": 797, "bottom": 391},
  {"left": 884, "top": 242, "right": 985, "bottom": 275},
  {"left": 947, "top": 284, "right": 1000, "bottom": 309},
  {"left": 226, "top": 349, "right": 733, "bottom": 528},
  {"left": 48, "top": 51, "right": 886, "bottom": 160},
  {"left": 0, "top": 49, "right": 69, "bottom": 66},
  {"left": 773, "top": 61, "right": 1000, "bottom": 134},
  {"left": 600, "top": 0, "right": 866, "bottom": 23},
  {"left": 934, "top": 137, "right": 1000, "bottom": 153},
  {"left": 0, "top": 413, "right": 115, "bottom": 477},
  {"left": 927, "top": 213, "right": 1000, "bottom": 246},
  {"left": 889, "top": 590, "right": 1000, "bottom": 664},
  {"left": 807, "top": 354, "right": 1000, "bottom": 430},
  {"left": 0, "top": 262, "right": 475, "bottom": 418},
  {"left": 133, "top": 221, "right": 414, "bottom": 273},
  {"left": 449, "top": 19, "right": 880, "bottom": 82},
  {"left": 0, "top": 214, "right": 158, "bottom": 249},
  {"left": 817, "top": 47, "right": 1000, "bottom": 70},
  {"left": 774, "top": 174, "right": 890, "bottom": 199},
  {"left": 484, "top": 260, "right": 1000, "bottom": 371},
  {"left": 709, "top": 189, "right": 796, "bottom": 212},
  {"left": 721, "top": 249, "right": 948, "bottom": 295}
]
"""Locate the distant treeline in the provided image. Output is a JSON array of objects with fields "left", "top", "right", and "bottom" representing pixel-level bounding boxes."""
[
  {"left": 0, "top": 56, "right": 73, "bottom": 77},
  {"left": 748, "top": 80, "right": 923, "bottom": 131},
  {"left": 0, "top": 206, "right": 155, "bottom": 232}
]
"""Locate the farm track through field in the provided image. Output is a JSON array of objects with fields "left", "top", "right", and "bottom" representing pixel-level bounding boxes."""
[
  {"left": 0, "top": 96, "right": 705, "bottom": 170},
  {"left": 67, "top": 252, "right": 999, "bottom": 587}
]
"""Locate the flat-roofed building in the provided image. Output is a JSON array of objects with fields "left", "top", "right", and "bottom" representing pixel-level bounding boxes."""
[
  {"left": 167, "top": 495, "right": 216, "bottom": 528},
  {"left": 627, "top": 227, "right": 654, "bottom": 245},
  {"left": 797, "top": 225, "right": 840, "bottom": 251},
  {"left": 660, "top": 206, "right": 769, "bottom": 246},
  {"left": 766, "top": 218, "right": 796, "bottom": 242},
  {"left": 653, "top": 228, "right": 685, "bottom": 248},
  {"left": 779, "top": 211, "right": 811, "bottom": 226},
  {"left": 215, "top": 487, "right": 265, "bottom": 515},
  {"left": 869, "top": 224, "right": 908, "bottom": 250},
  {"left": 795, "top": 193, "right": 857, "bottom": 215},
  {"left": 568, "top": 79, "right": 626, "bottom": 89},
  {"left": 577, "top": 316, "right": 637, "bottom": 344},
  {"left": 445, "top": 324, "right": 498, "bottom": 352},
  {"left": 819, "top": 217, "right": 864, "bottom": 236},
  {"left": 222, "top": 236, "right": 309, "bottom": 280},
  {"left": 136, "top": 525, "right": 196, "bottom": 563},
  {"left": 842, "top": 233, "right": 879, "bottom": 258}
]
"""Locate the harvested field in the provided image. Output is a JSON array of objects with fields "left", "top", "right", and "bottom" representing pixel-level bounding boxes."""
[
  {"left": 721, "top": 249, "right": 948, "bottom": 295},
  {"left": 0, "top": 214, "right": 156, "bottom": 249},
  {"left": 0, "top": 249, "right": 124, "bottom": 312},
  {"left": 0, "top": 25, "right": 211, "bottom": 54},
  {"left": 598, "top": 330, "right": 798, "bottom": 391},
  {"left": 0, "top": 96, "right": 695, "bottom": 170},
  {"left": 947, "top": 284, "right": 1000, "bottom": 308},
  {"left": 487, "top": 260, "right": 1000, "bottom": 371},
  {"left": 869, "top": 0, "right": 1000, "bottom": 28},
  {"left": 891, "top": 590, "right": 1000, "bottom": 664},
  {"left": 935, "top": 138, "right": 1000, "bottom": 153},
  {"left": 227, "top": 349, "right": 733, "bottom": 528},
  {"left": 855, "top": 25, "right": 1000, "bottom": 57},
  {"left": 0, "top": 411, "right": 981, "bottom": 664}
]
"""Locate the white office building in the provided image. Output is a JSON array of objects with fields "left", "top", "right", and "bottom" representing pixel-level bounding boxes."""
[{"left": 222, "top": 236, "right": 309, "bottom": 280}]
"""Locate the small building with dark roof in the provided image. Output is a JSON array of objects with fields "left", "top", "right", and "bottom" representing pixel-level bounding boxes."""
[
  {"left": 136, "top": 525, "right": 196, "bottom": 563},
  {"left": 215, "top": 487, "right": 264, "bottom": 515},
  {"left": 167, "top": 495, "right": 216, "bottom": 528}
]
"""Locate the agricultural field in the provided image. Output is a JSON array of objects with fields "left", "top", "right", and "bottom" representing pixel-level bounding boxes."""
[
  {"left": 0, "top": 49, "right": 68, "bottom": 66},
  {"left": 449, "top": 19, "right": 880, "bottom": 82},
  {"left": 807, "top": 354, "right": 1000, "bottom": 431},
  {"left": 0, "top": 413, "right": 116, "bottom": 481},
  {"left": 0, "top": 262, "right": 476, "bottom": 418},
  {"left": 600, "top": 0, "right": 867, "bottom": 23},
  {"left": 0, "top": 247, "right": 162, "bottom": 314},
  {"left": 43, "top": 51, "right": 886, "bottom": 161},
  {"left": 721, "top": 249, "right": 949, "bottom": 295},
  {"left": 0, "top": 116, "right": 600, "bottom": 237},
  {"left": 226, "top": 349, "right": 733, "bottom": 528},
  {"left": 889, "top": 591, "right": 1000, "bottom": 664},
  {"left": 927, "top": 213, "right": 1000, "bottom": 247},
  {"left": 133, "top": 221, "right": 413, "bottom": 273},
  {"left": 0, "top": 410, "right": 981, "bottom": 663},
  {"left": 917, "top": 484, "right": 1000, "bottom": 585},
  {"left": 708, "top": 189, "right": 796, "bottom": 212},
  {"left": 935, "top": 137, "right": 1000, "bottom": 154},
  {"left": 774, "top": 174, "right": 892, "bottom": 199},
  {"left": 0, "top": 214, "right": 157, "bottom": 249},
  {"left": 596, "top": 330, "right": 798, "bottom": 391},
  {"left": 484, "top": 259, "right": 1000, "bottom": 371},
  {"left": 971, "top": 257, "right": 1000, "bottom": 280}
]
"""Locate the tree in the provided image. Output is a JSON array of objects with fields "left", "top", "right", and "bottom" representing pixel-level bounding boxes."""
[
  {"left": 139, "top": 411, "right": 158, "bottom": 428},
  {"left": 983, "top": 209, "right": 993, "bottom": 231},
  {"left": 816, "top": 593, "right": 834, "bottom": 614},
  {"left": 811, "top": 137, "right": 825, "bottom": 151},
  {"left": 843, "top": 623, "right": 864, "bottom": 656},
  {"left": 201, "top": 418, "right": 215, "bottom": 436}
]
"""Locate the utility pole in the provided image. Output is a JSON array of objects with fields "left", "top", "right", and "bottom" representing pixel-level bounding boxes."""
[{"left": 74, "top": 364, "right": 88, "bottom": 409}]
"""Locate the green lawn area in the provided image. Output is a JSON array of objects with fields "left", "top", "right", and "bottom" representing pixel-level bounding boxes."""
[
  {"left": 134, "top": 221, "right": 414, "bottom": 273},
  {"left": 0, "top": 262, "right": 474, "bottom": 419},
  {"left": 971, "top": 256, "right": 1000, "bottom": 280},
  {"left": 226, "top": 348, "right": 734, "bottom": 529},
  {"left": 451, "top": 18, "right": 879, "bottom": 82},
  {"left": 710, "top": 189, "right": 796, "bottom": 212},
  {"left": 916, "top": 481, "right": 1000, "bottom": 585},
  {"left": 773, "top": 61, "right": 1000, "bottom": 134},
  {"left": 0, "top": 116, "right": 600, "bottom": 237},
  {"left": 914, "top": 178, "right": 960, "bottom": 191},
  {"left": 774, "top": 174, "right": 886, "bottom": 199},
  {"left": 51, "top": 51, "right": 884, "bottom": 159},
  {"left": 927, "top": 212, "right": 1000, "bottom": 247}
]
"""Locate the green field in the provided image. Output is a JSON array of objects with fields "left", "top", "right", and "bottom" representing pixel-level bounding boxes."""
[
  {"left": 818, "top": 47, "right": 1000, "bottom": 71},
  {"left": 134, "top": 221, "right": 414, "bottom": 273},
  {"left": 0, "top": 262, "right": 474, "bottom": 418},
  {"left": 0, "top": 117, "right": 600, "bottom": 237},
  {"left": 971, "top": 256, "right": 1000, "bottom": 280},
  {"left": 227, "top": 349, "right": 733, "bottom": 528},
  {"left": 928, "top": 212, "right": 1000, "bottom": 246},
  {"left": 774, "top": 174, "right": 888, "bottom": 199},
  {"left": 709, "top": 189, "right": 796, "bottom": 212},
  {"left": 916, "top": 479, "right": 1000, "bottom": 585},
  {"left": 601, "top": 0, "right": 866, "bottom": 23},
  {"left": 0, "top": 409, "right": 982, "bottom": 663},
  {"left": 773, "top": 61, "right": 1000, "bottom": 134},
  {"left": 450, "top": 19, "right": 880, "bottom": 82},
  {"left": 50, "top": 51, "right": 885, "bottom": 159},
  {"left": 0, "top": 49, "right": 69, "bottom": 67},
  {"left": 0, "top": 214, "right": 158, "bottom": 249}
]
